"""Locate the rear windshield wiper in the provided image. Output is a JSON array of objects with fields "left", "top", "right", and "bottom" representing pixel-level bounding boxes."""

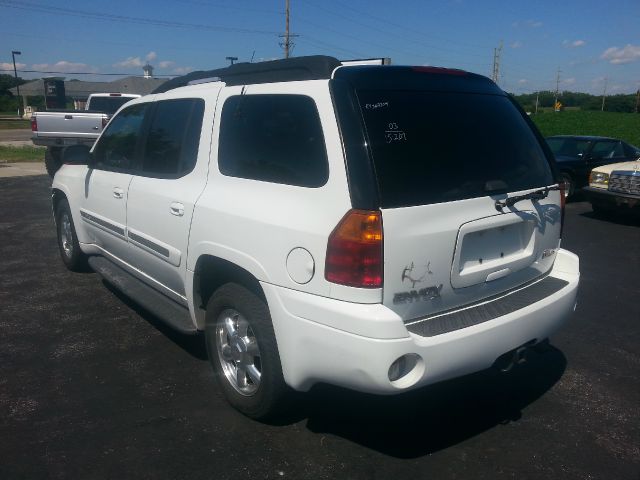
[{"left": 495, "top": 185, "right": 561, "bottom": 212}]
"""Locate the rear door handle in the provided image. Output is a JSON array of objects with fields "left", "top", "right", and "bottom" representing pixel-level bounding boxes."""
[
  {"left": 170, "top": 202, "right": 185, "bottom": 217},
  {"left": 113, "top": 187, "right": 124, "bottom": 199}
]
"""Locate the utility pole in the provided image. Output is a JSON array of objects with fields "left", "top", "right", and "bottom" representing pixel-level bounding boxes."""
[
  {"left": 226, "top": 56, "right": 238, "bottom": 66},
  {"left": 279, "top": 0, "right": 298, "bottom": 58},
  {"left": 554, "top": 68, "right": 562, "bottom": 111},
  {"left": 535, "top": 93, "right": 539, "bottom": 114},
  {"left": 601, "top": 77, "right": 608, "bottom": 112},
  {"left": 491, "top": 41, "right": 503, "bottom": 84},
  {"left": 635, "top": 89, "right": 640, "bottom": 113}
]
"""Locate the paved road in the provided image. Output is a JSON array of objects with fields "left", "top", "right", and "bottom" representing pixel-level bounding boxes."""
[
  {"left": 0, "top": 129, "right": 32, "bottom": 142},
  {"left": 0, "top": 162, "right": 46, "bottom": 177},
  {"left": 1, "top": 176, "right": 638, "bottom": 480}
]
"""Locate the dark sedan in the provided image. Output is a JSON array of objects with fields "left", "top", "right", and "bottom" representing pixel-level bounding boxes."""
[{"left": 546, "top": 135, "right": 640, "bottom": 197}]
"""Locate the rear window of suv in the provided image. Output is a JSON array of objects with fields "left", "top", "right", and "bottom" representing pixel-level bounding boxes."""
[{"left": 357, "top": 90, "right": 554, "bottom": 208}]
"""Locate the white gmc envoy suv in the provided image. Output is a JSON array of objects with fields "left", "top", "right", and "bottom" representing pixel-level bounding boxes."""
[{"left": 52, "top": 56, "right": 580, "bottom": 419}]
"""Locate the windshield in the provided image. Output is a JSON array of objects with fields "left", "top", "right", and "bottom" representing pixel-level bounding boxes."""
[
  {"left": 357, "top": 90, "right": 554, "bottom": 208},
  {"left": 88, "top": 96, "right": 136, "bottom": 115}
]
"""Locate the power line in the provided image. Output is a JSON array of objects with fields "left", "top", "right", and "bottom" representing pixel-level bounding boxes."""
[
  {"left": 0, "top": 0, "right": 280, "bottom": 35},
  {"left": 0, "top": 68, "right": 175, "bottom": 77}
]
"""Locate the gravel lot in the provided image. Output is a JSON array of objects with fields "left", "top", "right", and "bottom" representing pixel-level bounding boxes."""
[{"left": 1, "top": 175, "right": 638, "bottom": 480}]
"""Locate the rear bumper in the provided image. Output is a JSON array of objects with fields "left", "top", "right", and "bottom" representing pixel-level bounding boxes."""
[
  {"left": 583, "top": 186, "right": 640, "bottom": 209},
  {"left": 32, "top": 136, "right": 97, "bottom": 148},
  {"left": 264, "top": 248, "right": 579, "bottom": 394}
]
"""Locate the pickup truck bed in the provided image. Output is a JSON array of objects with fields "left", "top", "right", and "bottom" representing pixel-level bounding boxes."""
[{"left": 31, "top": 110, "right": 108, "bottom": 148}]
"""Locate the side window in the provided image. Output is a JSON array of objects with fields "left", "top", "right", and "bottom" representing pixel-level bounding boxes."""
[
  {"left": 591, "top": 140, "right": 624, "bottom": 159},
  {"left": 142, "top": 98, "right": 205, "bottom": 177},
  {"left": 93, "top": 103, "right": 148, "bottom": 171},
  {"left": 623, "top": 142, "right": 640, "bottom": 158},
  {"left": 218, "top": 94, "right": 329, "bottom": 187}
]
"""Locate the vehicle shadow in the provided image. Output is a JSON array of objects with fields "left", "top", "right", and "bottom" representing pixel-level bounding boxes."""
[
  {"left": 297, "top": 346, "right": 566, "bottom": 459},
  {"left": 580, "top": 209, "right": 640, "bottom": 227},
  {"left": 101, "top": 276, "right": 566, "bottom": 459},
  {"left": 102, "top": 280, "right": 208, "bottom": 361}
]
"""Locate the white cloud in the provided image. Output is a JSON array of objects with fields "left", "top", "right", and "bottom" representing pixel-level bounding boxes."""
[
  {"left": 564, "top": 40, "right": 586, "bottom": 48},
  {"left": 173, "top": 66, "right": 193, "bottom": 75},
  {"left": 0, "top": 62, "right": 26, "bottom": 71},
  {"left": 31, "top": 61, "right": 97, "bottom": 73},
  {"left": 510, "top": 41, "right": 523, "bottom": 49},
  {"left": 601, "top": 44, "right": 640, "bottom": 65},
  {"left": 145, "top": 51, "right": 157, "bottom": 62},
  {"left": 563, "top": 77, "right": 576, "bottom": 86},
  {"left": 158, "top": 61, "right": 175, "bottom": 69},
  {"left": 518, "top": 79, "right": 528, "bottom": 85},
  {"left": 113, "top": 56, "right": 144, "bottom": 68}
]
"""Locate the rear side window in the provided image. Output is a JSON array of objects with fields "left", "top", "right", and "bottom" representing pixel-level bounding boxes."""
[
  {"left": 142, "top": 98, "right": 205, "bottom": 177},
  {"left": 591, "top": 140, "right": 624, "bottom": 159},
  {"left": 357, "top": 90, "right": 554, "bottom": 208},
  {"left": 93, "top": 103, "right": 148, "bottom": 171},
  {"left": 546, "top": 138, "right": 590, "bottom": 159},
  {"left": 218, "top": 94, "right": 328, "bottom": 187}
]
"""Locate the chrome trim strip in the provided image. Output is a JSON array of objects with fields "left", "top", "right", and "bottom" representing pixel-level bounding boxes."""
[
  {"left": 128, "top": 231, "right": 170, "bottom": 258},
  {"left": 80, "top": 210, "right": 125, "bottom": 236}
]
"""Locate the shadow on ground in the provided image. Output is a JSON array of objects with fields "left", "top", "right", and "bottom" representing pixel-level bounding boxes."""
[
  {"left": 103, "top": 280, "right": 209, "bottom": 361},
  {"left": 579, "top": 209, "right": 640, "bottom": 227},
  {"left": 101, "top": 272, "right": 567, "bottom": 460},
  {"left": 300, "top": 347, "right": 566, "bottom": 458}
]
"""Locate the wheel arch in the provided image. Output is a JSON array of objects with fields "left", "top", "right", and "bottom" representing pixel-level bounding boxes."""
[
  {"left": 51, "top": 187, "right": 67, "bottom": 220},
  {"left": 191, "top": 254, "right": 267, "bottom": 330}
]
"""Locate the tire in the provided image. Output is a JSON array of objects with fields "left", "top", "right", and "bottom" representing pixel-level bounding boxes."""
[
  {"left": 560, "top": 173, "right": 574, "bottom": 199},
  {"left": 55, "top": 199, "right": 88, "bottom": 272},
  {"left": 45, "top": 147, "right": 62, "bottom": 178},
  {"left": 204, "top": 283, "right": 291, "bottom": 420}
]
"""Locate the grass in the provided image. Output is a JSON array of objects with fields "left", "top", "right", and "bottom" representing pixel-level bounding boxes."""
[
  {"left": 531, "top": 110, "right": 640, "bottom": 147},
  {"left": 0, "top": 145, "right": 45, "bottom": 163},
  {"left": 0, "top": 119, "right": 30, "bottom": 130}
]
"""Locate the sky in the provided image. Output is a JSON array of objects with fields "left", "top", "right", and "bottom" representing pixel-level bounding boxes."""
[{"left": 1, "top": 0, "right": 639, "bottom": 95}]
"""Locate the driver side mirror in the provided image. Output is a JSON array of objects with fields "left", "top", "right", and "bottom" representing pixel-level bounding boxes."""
[{"left": 62, "top": 145, "right": 93, "bottom": 167}]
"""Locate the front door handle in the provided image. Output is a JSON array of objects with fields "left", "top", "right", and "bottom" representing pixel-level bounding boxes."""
[
  {"left": 170, "top": 202, "right": 185, "bottom": 217},
  {"left": 113, "top": 187, "right": 124, "bottom": 199}
]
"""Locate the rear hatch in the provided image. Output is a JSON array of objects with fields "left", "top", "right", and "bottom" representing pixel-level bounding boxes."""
[{"left": 336, "top": 67, "right": 561, "bottom": 322}]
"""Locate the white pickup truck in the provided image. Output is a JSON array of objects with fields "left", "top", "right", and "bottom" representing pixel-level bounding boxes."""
[{"left": 31, "top": 93, "right": 140, "bottom": 176}]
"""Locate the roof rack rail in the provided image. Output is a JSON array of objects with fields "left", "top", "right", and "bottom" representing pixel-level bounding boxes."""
[
  {"left": 187, "top": 77, "right": 221, "bottom": 86},
  {"left": 153, "top": 55, "right": 341, "bottom": 94}
]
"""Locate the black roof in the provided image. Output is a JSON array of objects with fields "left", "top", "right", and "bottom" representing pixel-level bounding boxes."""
[{"left": 153, "top": 55, "right": 341, "bottom": 93}]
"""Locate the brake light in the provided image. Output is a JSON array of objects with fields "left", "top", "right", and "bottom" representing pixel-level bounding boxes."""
[
  {"left": 102, "top": 117, "right": 108, "bottom": 129},
  {"left": 325, "top": 210, "right": 383, "bottom": 288},
  {"left": 109, "top": 93, "right": 122, "bottom": 96},
  {"left": 31, "top": 116, "right": 37, "bottom": 132},
  {"left": 559, "top": 183, "right": 566, "bottom": 238}
]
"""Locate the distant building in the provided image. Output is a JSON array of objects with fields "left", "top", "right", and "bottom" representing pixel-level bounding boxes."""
[{"left": 9, "top": 64, "right": 167, "bottom": 114}]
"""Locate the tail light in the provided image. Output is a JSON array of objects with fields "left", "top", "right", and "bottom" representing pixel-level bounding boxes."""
[
  {"left": 559, "top": 182, "right": 566, "bottom": 238},
  {"left": 102, "top": 116, "right": 108, "bottom": 129},
  {"left": 325, "top": 210, "right": 383, "bottom": 288},
  {"left": 31, "top": 117, "right": 37, "bottom": 132}
]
